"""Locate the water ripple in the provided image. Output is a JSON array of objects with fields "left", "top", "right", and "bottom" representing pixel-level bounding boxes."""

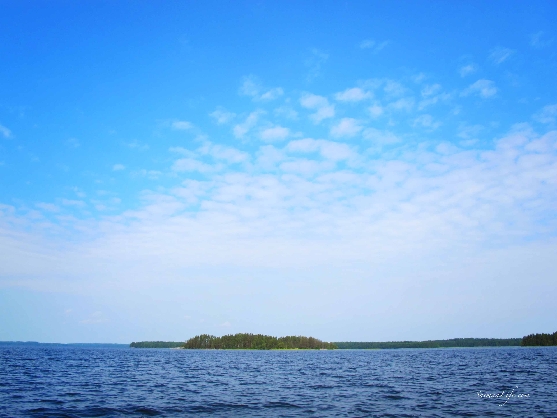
[{"left": 1, "top": 346, "right": 556, "bottom": 417}]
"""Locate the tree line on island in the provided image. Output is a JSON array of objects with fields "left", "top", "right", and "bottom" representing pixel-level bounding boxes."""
[
  {"left": 521, "top": 331, "right": 557, "bottom": 346},
  {"left": 335, "top": 338, "right": 522, "bottom": 349},
  {"left": 130, "top": 331, "right": 557, "bottom": 349},
  {"left": 184, "top": 333, "right": 337, "bottom": 349},
  {"left": 131, "top": 333, "right": 335, "bottom": 349}
]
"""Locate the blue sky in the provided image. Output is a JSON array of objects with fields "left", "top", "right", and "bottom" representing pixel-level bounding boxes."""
[{"left": 1, "top": 1, "right": 557, "bottom": 343}]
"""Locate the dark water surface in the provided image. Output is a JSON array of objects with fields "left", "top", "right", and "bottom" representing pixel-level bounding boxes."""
[{"left": 1, "top": 346, "right": 555, "bottom": 417}]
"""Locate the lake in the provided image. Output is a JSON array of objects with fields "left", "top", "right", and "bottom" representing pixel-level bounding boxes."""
[{"left": 1, "top": 345, "right": 555, "bottom": 417}]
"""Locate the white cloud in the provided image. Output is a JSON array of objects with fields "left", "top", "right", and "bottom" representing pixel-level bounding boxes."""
[
  {"left": 287, "top": 138, "right": 355, "bottom": 162},
  {"left": 0, "top": 124, "right": 12, "bottom": 138},
  {"left": 274, "top": 106, "right": 298, "bottom": 120},
  {"left": 2, "top": 124, "right": 557, "bottom": 341},
  {"left": 210, "top": 107, "right": 236, "bottom": 124},
  {"left": 360, "top": 39, "right": 375, "bottom": 49},
  {"left": 457, "top": 124, "right": 484, "bottom": 141},
  {"left": 300, "top": 93, "right": 335, "bottom": 123},
  {"left": 198, "top": 142, "right": 249, "bottom": 163},
  {"left": 413, "top": 114, "right": 441, "bottom": 130},
  {"left": 239, "top": 76, "right": 283, "bottom": 101},
  {"left": 240, "top": 76, "right": 259, "bottom": 97},
  {"left": 172, "top": 120, "right": 193, "bottom": 130},
  {"left": 260, "top": 126, "right": 290, "bottom": 141},
  {"left": 36, "top": 202, "right": 60, "bottom": 213},
  {"left": 462, "top": 79, "right": 497, "bottom": 98},
  {"left": 530, "top": 31, "right": 553, "bottom": 49},
  {"left": 330, "top": 118, "right": 363, "bottom": 138},
  {"left": 233, "top": 111, "right": 264, "bottom": 138},
  {"left": 421, "top": 84, "right": 441, "bottom": 97},
  {"left": 305, "top": 48, "right": 329, "bottom": 81},
  {"left": 489, "top": 47, "right": 515, "bottom": 65},
  {"left": 131, "top": 169, "right": 162, "bottom": 180},
  {"left": 368, "top": 104, "right": 384, "bottom": 118},
  {"left": 126, "top": 140, "right": 149, "bottom": 151},
  {"left": 363, "top": 128, "right": 401, "bottom": 145},
  {"left": 300, "top": 93, "right": 328, "bottom": 109},
  {"left": 384, "top": 80, "right": 406, "bottom": 97},
  {"left": 112, "top": 164, "right": 125, "bottom": 171},
  {"left": 388, "top": 97, "right": 414, "bottom": 112},
  {"left": 359, "top": 39, "right": 389, "bottom": 52},
  {"left": 172, "top": 158, "right": 214, "bottom": 173},
  {"left": 533, "top": 104, "right": 557, "bottom": 125},
  {"left": 418, "top": 92, "right": 450, "bottom": 110},
  {"left": 260, "top": 88, "right": 284, "bottom": 101},
  {"left": 459, "top": 64, "right": 477, "bottom": 77},
  {"left": 61, "top": 199, "right": 86, "bottom": 207},
  {"left": 335, "top": 87, "right": 372, "bottom": 102}
]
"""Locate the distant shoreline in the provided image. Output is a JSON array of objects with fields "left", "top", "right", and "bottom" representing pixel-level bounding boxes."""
[
  {"left": 3, "top": 333, "right": 556, "bottom": 349},
  {"left": 129, "top": 337, "right": 524, "bottom": 350}
]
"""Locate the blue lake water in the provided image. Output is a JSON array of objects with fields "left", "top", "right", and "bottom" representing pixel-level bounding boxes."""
[{"left": 1, "top": 346, "right": 556, "bottom": 417}]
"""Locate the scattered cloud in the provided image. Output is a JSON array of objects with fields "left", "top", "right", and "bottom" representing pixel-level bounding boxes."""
[
  {"left": 533, "top": 104, "right": 557, "bottom": 125},
  {"left": 359, "top": 39, "right": 389, "bottom": 52},
  {"left": 112, "top": 164, "right": 125, "bottom": 171},
  {"left": 260, "top": 125, "right": 290, "bottom": 141},
  {"left": 300, "top": 93, "right": 335, "bottom": 123},
  {"left": 363, "top": 127, "right": 401, "bottom": 145},
  {"left": 459, "top": 64, "right": 477, "bottom": 77},
  {"left": 172, "top": 158, "right": 214, "bottom": 173},
  {"left": 418, "top": 91, "right": 450, "bottom": 110},
  {"left": 461, "top": 79, "right": 497, "bottom": 98},
  {"left": 274, "top": 106, "right": 298, "bottom": 120},
  {"left": 210, "top": 107, "right": 236, "bottom": 124},
  {"left": 286, "top": 138, "right": 355, "bottom": 161},
  {"left": 198, "top": 142, "right": 249, "bottom": 163},
  {"left": 330, "top": 118, "right": 363, "bottom": 138},
  {"left": 172, "top": 120, "right": 193, "bottom": 130},
  {"left": 388, "top": 97, "right": 415, "bottom": 112},
  {"left": 239, "top": 76, "right": 283, "bottom": 101},
  {"left": 305, "top": 48, "right": 328, "bottom": 82},
  {"left": 489, "top": 47, "right": 515, "bottom": 65},
  {"left": 384, "top": 80, "right": 406, "bottom": 97},
  {"left": 131, "top": 169, "right": 162, "bottom": 180},
  {"left": 421, "top": 84, "right": 441, "bottom": 97},
  {"left": 530, "top": 32, "right": 553, "bottom": 49},
  {"left": 233, "top": 110, "right": 264, "bottom": 138},
  {"left": 80, "top": 311, "right": 108, "bottom": 324},
  {"left": 61, "top": 199, "right": 86, "bottom": 207},
  {"left": 0, "top": 124, "right": 12, "bottom": 139},
  {"left": 125, "top": 140, "right": 149, "bottom": 151},
  {"left": 368, "top": 104, "right": 384, "bottom": 118},
  {"left": 457, "top": 124, "right": 484, "bottom": 141},
  {"left": 413, "top": 114, "right": 441, "bottom": 130},
  {"left": 36, "top": 202, "right": 60, "bottom": 213},
  {"left": 335, "top": 87, "right": 372, "bottom": 102}
]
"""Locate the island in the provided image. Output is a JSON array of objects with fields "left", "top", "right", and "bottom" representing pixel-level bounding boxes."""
[{"left": 183, "top": 333, "right": 337, "bottom": 350}]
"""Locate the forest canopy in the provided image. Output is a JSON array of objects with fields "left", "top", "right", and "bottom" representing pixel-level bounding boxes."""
[
  {"left": 182, "top": 333, "right": 337, "bottom": 350},
  {"left": 130, "top": 341, "right": 184, "bottom": 348},
  {"left": 521, "top": 331, "right": 557, "bottom": 346},
  {"left": 335, "top": 338, "right": 522, "bottom": 349}
]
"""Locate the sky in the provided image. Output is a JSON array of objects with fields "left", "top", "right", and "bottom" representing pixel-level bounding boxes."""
[{"left": 1, "top": 1, "right": 556, "bottom": 343}]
